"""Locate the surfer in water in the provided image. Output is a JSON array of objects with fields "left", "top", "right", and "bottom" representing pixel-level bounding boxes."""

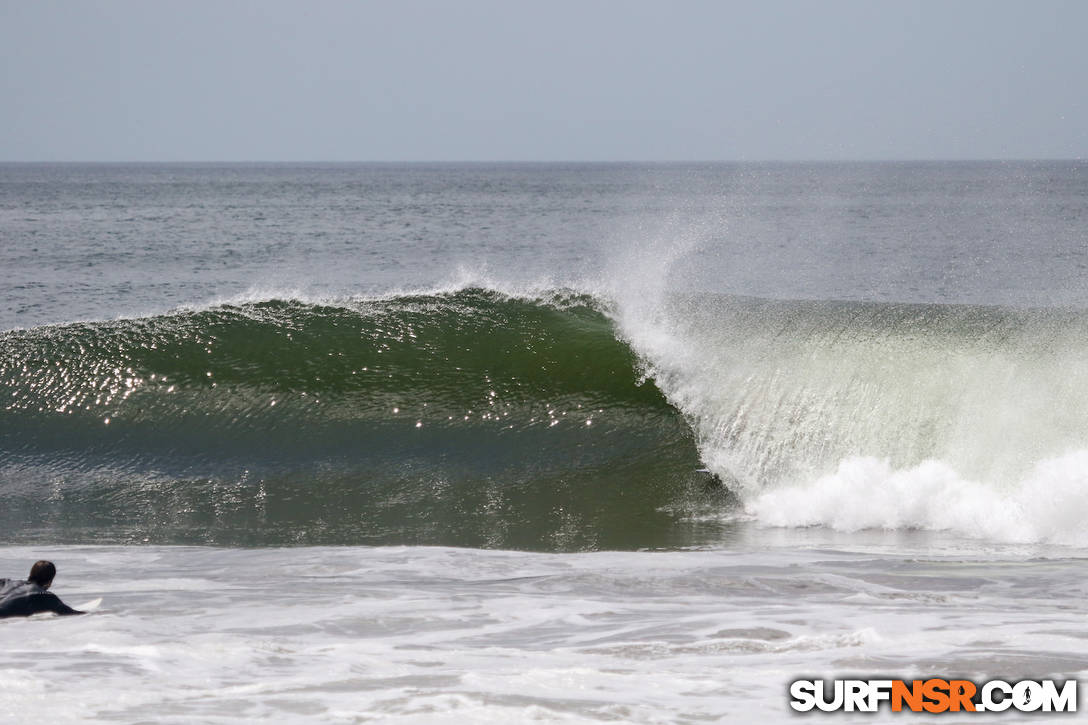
[{"left": 0, "top": 561, "right": 83, "bottom": 619}]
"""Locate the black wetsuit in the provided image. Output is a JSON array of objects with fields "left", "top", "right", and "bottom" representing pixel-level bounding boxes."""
[{"left": 0, "top": 579, "right": 82, "bottom": 618}]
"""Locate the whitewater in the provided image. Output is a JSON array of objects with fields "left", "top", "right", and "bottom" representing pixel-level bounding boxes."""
[{"left": 1, "top": 162, "right": 1086, "bottom": 721}]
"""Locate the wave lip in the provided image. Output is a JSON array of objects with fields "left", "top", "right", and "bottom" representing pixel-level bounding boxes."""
[{"left": 599, "top": 284, "right": 1088, "bottom": 547}]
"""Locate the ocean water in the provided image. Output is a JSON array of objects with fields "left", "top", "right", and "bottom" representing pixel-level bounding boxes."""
[{"left": 1, "top": 162, "right": 1087, "bottom": 721}]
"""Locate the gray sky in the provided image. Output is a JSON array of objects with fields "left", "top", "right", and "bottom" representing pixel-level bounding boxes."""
[{"left": 2, "top": 0, "right": 1085, "bottom": 161}]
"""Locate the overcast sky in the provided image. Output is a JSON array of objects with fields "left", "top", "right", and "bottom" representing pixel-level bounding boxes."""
[{"left": 2, "top": 0, "right": 1085, "bottom": 161}]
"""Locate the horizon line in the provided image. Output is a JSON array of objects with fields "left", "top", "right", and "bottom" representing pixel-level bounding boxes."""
[{"left": 1, "top": 157, "right": 1084, "bottom": 165}]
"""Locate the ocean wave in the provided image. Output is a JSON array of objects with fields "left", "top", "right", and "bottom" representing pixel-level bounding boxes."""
[
  {"left": 0, "top": 288, "right": 718, "bottom": 548},
  {"left": 3, "top": 285, "right": 1087, "bottom": 548}
]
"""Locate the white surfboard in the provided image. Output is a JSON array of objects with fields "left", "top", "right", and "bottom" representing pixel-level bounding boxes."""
[{"left": 76, "top": 597, "right": 103, "bottom": 612}]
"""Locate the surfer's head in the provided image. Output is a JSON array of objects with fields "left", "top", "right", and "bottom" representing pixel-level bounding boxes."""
[{"left": 28, "top": 560, "right": 56, "bottom": 589}]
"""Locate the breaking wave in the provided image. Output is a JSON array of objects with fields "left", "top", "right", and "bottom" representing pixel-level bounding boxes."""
[{"left": 3, "top": 285, "right": 1088, "bottom": 548}]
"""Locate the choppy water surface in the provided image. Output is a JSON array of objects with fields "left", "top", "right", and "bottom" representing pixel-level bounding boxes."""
[{"left": 1, "top": 543, "right": 1085, "bottom": 723}]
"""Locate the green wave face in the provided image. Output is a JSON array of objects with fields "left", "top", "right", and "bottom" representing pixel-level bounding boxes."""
[{"left": 0, "top": 290, "right": 723, "bottom": 549}]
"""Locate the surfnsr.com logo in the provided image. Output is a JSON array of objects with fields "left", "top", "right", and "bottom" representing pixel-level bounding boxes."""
[{"left": 789, "top": 678, "right": 1077, "bottom": 713}]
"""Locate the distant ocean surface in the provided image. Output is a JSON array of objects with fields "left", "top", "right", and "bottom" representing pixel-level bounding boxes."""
[{"left": 1, "top": 162, "right": 1086, "bottom": 722}]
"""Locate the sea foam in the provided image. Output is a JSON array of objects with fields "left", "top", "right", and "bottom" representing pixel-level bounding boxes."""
[{"left": 749, "top": 451, "right": 1088, "bottom": 546}]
